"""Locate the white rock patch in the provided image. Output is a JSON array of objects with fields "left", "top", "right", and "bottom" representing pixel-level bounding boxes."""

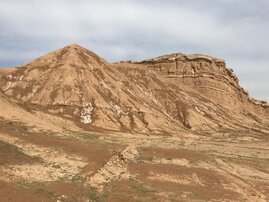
[
  {"left": 22, "top": 85, "right": 40, "bottom": 101},
  {"left": 112, "top": 103, "right": 128, "bottom": 116},
  {"left": 80, "top": 99, "right": 94, "bottom": 124},
  {"left": 2, "top": 81, "right": 12, "bottom": 91}
]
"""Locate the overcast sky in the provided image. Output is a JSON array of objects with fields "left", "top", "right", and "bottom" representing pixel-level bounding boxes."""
[{"left": 0, "top": 0, "right": 268, "bottom": 101}]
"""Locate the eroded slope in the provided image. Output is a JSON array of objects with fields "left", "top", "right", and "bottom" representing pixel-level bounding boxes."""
[{"left": 0, "top": 44, "right": 268, "bottom": 133}]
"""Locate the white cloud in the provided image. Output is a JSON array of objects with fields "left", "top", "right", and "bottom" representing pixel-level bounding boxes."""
[{"left": 0, "top": 0, "right": 268, "bottom": 101}]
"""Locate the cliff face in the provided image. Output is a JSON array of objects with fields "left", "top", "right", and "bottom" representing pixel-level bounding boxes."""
[
  {"left": 137, "top": 53, "right": 269, "bottom": 113},
  {"left": 0, "top": 45, "right": 268, "bottom": 134}
]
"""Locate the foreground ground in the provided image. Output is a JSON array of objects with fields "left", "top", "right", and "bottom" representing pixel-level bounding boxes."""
[{"left": 0, "top": 120, "right": 268, "bottom": 202}]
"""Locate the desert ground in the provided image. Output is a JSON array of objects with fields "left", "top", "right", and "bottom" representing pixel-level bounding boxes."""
[{"left": 0, "top": 119, "right": 268, "bottom": 201}]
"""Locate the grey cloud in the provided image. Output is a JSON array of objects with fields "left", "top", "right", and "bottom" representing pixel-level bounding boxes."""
[{"left": 0, "top": 0, "right": 268, "bottom": 101}]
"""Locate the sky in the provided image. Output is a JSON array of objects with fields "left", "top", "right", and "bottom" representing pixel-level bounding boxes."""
[{"left": 0, "top": 0, "right": 268, "bottom": 101}]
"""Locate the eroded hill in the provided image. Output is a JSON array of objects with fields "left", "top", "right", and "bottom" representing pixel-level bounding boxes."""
[{"left": 0, "top": 44, "right": 268, "bottom": 134}]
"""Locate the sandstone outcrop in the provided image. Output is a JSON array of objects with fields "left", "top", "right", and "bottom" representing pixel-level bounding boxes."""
[{"left": 137, "top": 53, "right": 269, "bottom": 111}]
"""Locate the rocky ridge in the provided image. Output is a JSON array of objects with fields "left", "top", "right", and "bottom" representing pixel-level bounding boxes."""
[{"left": 137, "top": 53, "right": 269, "bottom": 110}]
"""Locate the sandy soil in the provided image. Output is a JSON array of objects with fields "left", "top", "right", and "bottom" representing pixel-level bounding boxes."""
[{"left": 0, "top": 123, "right": 268, "bottom": 201}]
